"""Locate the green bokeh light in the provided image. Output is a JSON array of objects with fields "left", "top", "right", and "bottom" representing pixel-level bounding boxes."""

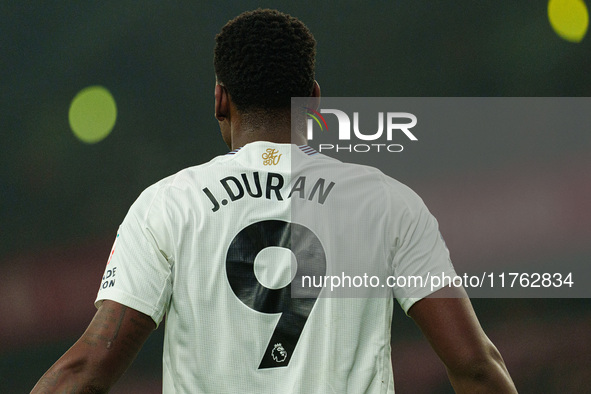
[
  {"left": 69, "top": 86, "right": 117, "bottom": 143},
  {"left": 548, "top": 0, "right": 589, "bottom": 43}
]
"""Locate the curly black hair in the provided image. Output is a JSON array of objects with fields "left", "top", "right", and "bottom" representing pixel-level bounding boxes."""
[{"left": 214, "top": 9, "right": 316, "bottom": 113}]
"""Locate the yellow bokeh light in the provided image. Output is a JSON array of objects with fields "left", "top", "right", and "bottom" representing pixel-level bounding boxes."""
[
  {"left": 69, "top": 86, "right": 117, "bottom": 144},
  {"left": 548, "top": 0, "right": 589, "bottom": 43}
]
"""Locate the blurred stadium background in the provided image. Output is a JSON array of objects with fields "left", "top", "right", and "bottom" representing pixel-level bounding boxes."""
[{"left": 1, "top": 2, "right": 590, "bottom": 393}]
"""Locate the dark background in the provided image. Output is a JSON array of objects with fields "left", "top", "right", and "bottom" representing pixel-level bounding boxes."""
[{"left": 1, "top": 2, "right": 590, "bottom": 393}]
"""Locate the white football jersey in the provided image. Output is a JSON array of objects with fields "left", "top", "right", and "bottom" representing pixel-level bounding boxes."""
[{"left": 96, "top": 141, "right": 455, "bottom": 393}]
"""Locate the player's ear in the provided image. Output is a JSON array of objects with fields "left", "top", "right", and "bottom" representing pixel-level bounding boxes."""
[
  {"left": 215, "top": 83, "right": 229, "bottom": 121},
  {"left": 308, "top": 80, "right": 321, "bottom": 111},
  {"left": 312, "top": 80, "right": 321, "bottom": 98}
]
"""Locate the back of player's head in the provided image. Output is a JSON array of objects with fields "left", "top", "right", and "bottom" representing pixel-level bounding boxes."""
[{"left": 214, "top": 9, "right": 316, "bottom": 113}]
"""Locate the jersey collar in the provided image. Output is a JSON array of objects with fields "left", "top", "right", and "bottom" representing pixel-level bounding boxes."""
[{"left": 226, "top": 145, "right": 318, "bottom": 156}]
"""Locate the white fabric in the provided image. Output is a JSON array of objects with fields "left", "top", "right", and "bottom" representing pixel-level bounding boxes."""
[{"left": 95, "top": 141, "right": 455, "bottom": 393}]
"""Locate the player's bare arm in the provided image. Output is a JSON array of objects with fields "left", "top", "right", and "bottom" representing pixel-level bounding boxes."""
[
  {"left": 409, "top": 286, "right": 518, "bottom": 393},
  {"left": 31, "top": 300, "right": 155, "bottom": 394}
]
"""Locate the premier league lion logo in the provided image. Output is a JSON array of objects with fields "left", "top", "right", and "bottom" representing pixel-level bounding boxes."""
[{"left": 272, "top": 343, "right": 287, "bottom": 363}]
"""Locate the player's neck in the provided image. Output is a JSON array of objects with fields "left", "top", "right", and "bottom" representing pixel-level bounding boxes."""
[{"left": 230, "top": 120, "right": 307, "bottom": 149}]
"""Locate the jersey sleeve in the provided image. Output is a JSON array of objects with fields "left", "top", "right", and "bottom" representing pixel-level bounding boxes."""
[
  {"left": 95, "top": 182, "right": 174, "bottom": 328},
  {"left": 386, "top": 179, "right": 457, "bottom": 314}
]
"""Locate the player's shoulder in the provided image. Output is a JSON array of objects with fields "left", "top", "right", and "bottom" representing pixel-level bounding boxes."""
[
  {"left": 316, "top": 153, "right": 416, "bottom": 193},
  {"left": 150, "top": 152, "right": 233, "bottom": 190},
  {"left": 309, "top": 151, "right": 382, "bottom": 177},
  {"left": 317, "top": 154, "right": 426, "bottom": 212},
  {"left": 129, "top": 153, "right": 229, "bottom": 207}
]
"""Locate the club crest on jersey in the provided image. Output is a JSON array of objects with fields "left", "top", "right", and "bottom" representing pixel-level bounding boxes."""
[
  {"left": 262, "top": 148, "right": 281, "bottom": 165},
  {"left": 272, "top": 343, "right": 287, "bottom": 363}
]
